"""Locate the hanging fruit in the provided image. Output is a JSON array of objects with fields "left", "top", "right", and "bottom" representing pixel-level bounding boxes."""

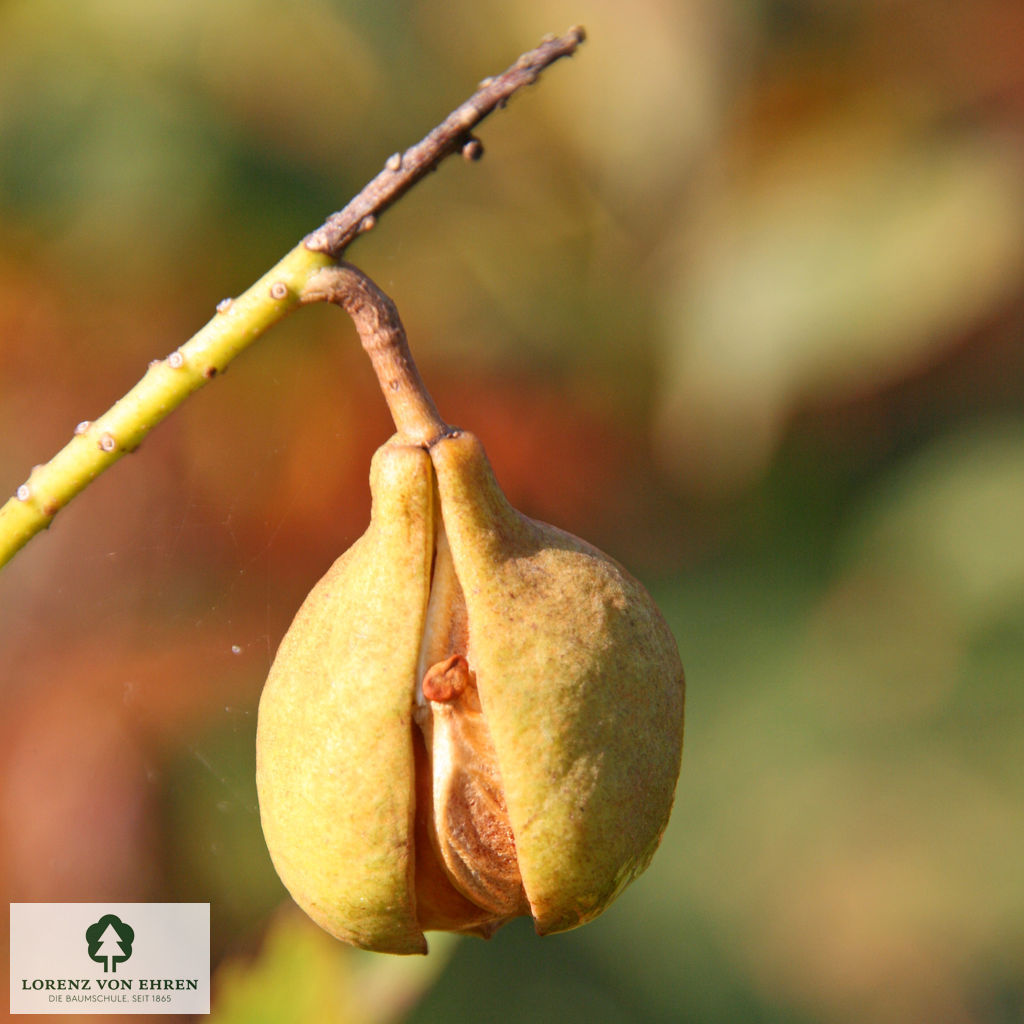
[{"left": 256, "top": 264, "right": 684, "bottom": 954}]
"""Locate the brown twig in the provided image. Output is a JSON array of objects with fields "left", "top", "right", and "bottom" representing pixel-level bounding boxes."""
[{"left": 304, "top": 26, "right": 585, "bottom": 258}]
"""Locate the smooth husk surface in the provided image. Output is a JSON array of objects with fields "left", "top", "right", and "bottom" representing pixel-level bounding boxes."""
[
  {"left": 256, "top": 430, "right": 685, "bottom": 954},
  {"left": 256, "top": 443, "right": 432, "bottom": 954}
]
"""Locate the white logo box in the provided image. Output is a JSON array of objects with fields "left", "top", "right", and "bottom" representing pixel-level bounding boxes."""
[{"left": 10, "top": 903, "right": 209, "bottom": 1015}]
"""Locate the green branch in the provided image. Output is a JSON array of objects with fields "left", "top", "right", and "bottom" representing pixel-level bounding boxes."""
[
  {"left": 0, "top": 27, "right": 584, "bottom": 570},
  {"left": 0, "top": 245, "right": 328, "bottom": 568}
]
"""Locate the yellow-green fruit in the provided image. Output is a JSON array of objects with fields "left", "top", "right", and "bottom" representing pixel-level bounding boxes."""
[{"left": 256, "top": 430, "right": 684, "bottom": 954}]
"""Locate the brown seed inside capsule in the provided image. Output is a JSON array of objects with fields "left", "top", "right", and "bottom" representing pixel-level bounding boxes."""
[
  {"left": 422, "top": 653, "right": 472, "bottom": 702},
  {"left": 414, "top": 651, "right": 528, "bottom": 929}
]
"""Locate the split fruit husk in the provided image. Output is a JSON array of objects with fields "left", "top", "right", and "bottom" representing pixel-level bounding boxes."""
[{"left": 256, "top": 430, "right": 684, "bottom": 954}]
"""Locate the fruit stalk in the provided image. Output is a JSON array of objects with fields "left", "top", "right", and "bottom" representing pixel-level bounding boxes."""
[{"left": 301, "top": 264, "right": 449, "bottom": 446}]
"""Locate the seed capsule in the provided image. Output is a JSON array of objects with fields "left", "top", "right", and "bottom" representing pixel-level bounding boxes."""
[{"left": 256, "top": 430, "right": 685, "bottom": 954}]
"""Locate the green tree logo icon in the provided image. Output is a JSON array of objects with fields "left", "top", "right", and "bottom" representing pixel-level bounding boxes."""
[{"left": 85, "top": 914, "right": 134, "bottom": 973}]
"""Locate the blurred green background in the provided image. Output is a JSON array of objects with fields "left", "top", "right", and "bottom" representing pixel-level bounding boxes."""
[{"left": 2, "top": 1, "right": 1023, "bottom": 1021}]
